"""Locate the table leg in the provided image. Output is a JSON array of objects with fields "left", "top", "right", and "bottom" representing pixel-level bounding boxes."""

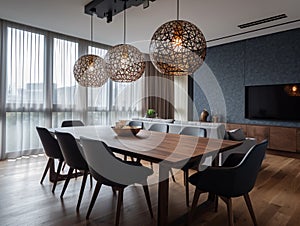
[{"left": 158, "top": 164, "right": 170, "bottom": 226}]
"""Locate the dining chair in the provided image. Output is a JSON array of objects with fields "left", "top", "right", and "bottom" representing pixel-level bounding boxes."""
[
  {"left": 188, "top": 140, "right": 268, "bottom": 226},
  {"left": 61, "top": 120, "right": 84, "bottom": 127},
  {"left": 80, "top": 136, "right": 153, "bottom": 226},
  {"left": 61, "top": 120, "right": 85, "bottom": 170},
  {"left": 36, "top": 126, "right": 64, "bottom": 193},
  {"left": 55, "top": 131, "right": 91, "bottom": 212},
  {"left": 122, "top": 121, "right": 144, "bottom": 161},
  {"left": 147, "top": 123, "right": 176, "bottom": 182},
  {"left": 148, "top": 123, "right": 169, "bottom": 133},
  {"left": 179, "top": 127, "right": 207, "bottom": 207},
  {"left": 128, "top": 120, "right": 143, "bottom": 129}
]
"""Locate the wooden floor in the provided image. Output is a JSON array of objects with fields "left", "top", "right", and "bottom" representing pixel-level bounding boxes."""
[{"left": 0, "top": 153, "right": 300, "bottom": 226}]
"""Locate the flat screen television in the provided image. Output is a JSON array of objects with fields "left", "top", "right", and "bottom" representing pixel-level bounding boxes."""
[{"left": 245, "top": 83, "right": 300, "bottom": 121}]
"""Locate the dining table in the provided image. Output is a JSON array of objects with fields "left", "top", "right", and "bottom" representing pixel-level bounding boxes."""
[{"left": 51, "top": 125, "right": 241, "bottom": 226}]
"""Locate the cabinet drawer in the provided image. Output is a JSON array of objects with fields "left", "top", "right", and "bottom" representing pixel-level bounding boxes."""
[{"left": 269, "top": 127, "right": 296, "bottom": 152}]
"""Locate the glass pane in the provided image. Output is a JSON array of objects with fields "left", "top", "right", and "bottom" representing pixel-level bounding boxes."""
[
  {"left": 6, "top": 112, "right": 45, "bottom": 153},
  {"left": 53, "top": 38, "right": 78, "bottom": 110},
  {"left": 6, "top": 27, "right": 45, "bottom": 110}
]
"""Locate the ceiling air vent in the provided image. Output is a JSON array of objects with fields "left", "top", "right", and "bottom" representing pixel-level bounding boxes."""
[{"left": 238, "top": 14, "right": 287, "bottom": 29}]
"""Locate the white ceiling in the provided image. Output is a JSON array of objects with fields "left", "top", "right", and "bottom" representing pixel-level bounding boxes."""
[{"left": 0, "top": 0, "right": 300, "bottom": 53}]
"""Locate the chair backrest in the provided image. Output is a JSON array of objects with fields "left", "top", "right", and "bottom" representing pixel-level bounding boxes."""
[
  {"left": 128, "top": 120, "right": 143, "bottom": 129},
  {"left": 180, "top": 127, "right": 207, "bottom": 137},
  {"left": 80, "top": 136, "right": 152, "bottom": 186},
  {"left": 36, "top": 126, "right": 64, "bottom": 160},
  {"left": 61, "top": 120, "right": 84, "bottom": 127},
  {"left": 148, "top": 123, "right": 169, "bottom": 133},
  {"left": 228, "top": 139, "right": 268, "bottom": 196},
  {"left": 55, "top": 131, "right": 88, "bottom": 170}
]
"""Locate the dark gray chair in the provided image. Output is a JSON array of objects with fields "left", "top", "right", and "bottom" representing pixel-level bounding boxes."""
[
  {"left": 179, "top": 127, "right": 207, "bottom": 206},
  {"left": 148, "top": 123, "right": 168, "bottom": 133},
  {"left": 61, "top": 120, "right": 85, "bottom": 170},
  {"left": 128, "top": 120, "right": 143, "bottom": 129},
  {"left": 80, "top": 136, "right": 153, "bottom": 226},
  {"left": 36, "top": 126, "right": 64, "bottom": 193},
  {"left": 61, "top": 120, "right": 84, "bottom": 127},
  {"left": 55, "top": 131, "right": 91, "bottom": 212},
  {"left": 147, "top": 123, "right": 176, "bottom": 182},
  {"left": 188, "top": 140, "right": 268, "bottom": 226}
]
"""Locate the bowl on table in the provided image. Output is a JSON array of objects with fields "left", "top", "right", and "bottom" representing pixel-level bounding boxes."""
[{"left": 111, "top": 126, "right": 141, "bottom": 136}]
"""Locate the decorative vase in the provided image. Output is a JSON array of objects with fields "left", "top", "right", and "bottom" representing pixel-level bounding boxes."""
[{"left": 200, "top": 109, "right": 209, "bottom": 122}]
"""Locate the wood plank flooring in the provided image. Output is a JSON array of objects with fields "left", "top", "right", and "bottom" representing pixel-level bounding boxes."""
[{"left": 0, "top": 153, "right": 299, "bottom": 226}]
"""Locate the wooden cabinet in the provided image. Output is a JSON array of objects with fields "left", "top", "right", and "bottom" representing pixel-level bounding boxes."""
[
  {"left": 269, "top": 127, "right": 297, "bottom": 152},
  {"left": 225, "top": 123, "right": 247, "bottom": 136},
  {"left": 226, "top": 123, "right": 300, "bottom": 153},
  {"left": 246, "top": 125, "right": 269, "bottom": 143}
]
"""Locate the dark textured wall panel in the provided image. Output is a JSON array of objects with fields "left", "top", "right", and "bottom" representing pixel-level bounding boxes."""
[
  {"left": 192, "top": 28, "right": 300, "bottom": 127},
  {"left": 245, "top": 29, "right": 300, "bottom": 85}
]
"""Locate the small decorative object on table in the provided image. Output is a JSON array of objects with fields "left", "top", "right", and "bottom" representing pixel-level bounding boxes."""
[
  {"left": 146, "top": 109, "right": 157, "bottom": 118},
  {"left": 200, "top": 109, "right": 209, "bottom": 122}
]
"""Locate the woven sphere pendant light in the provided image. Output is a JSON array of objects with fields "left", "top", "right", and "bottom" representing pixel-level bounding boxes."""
[
  {"left": 104, "top": 0, "right": 145, "bottom": 82},
  {"left": 149, "top": 19, "right": 206, "bottom": 76},
  {"left": 73, "top": 54, "right": 108, "bottom": 87},
  {"left": 105, "top": 44, "right": 145, "bottom": 82},
  {"left": 73, "top": 10, "right": 108, "bottom": 87}
]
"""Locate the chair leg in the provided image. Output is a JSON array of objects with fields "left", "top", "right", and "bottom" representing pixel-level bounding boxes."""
[
  {"left": 170, "top": 169, "right": 176, "bottom": 183},
  {"left": 222, "top": 197, "right": 234, "bottom": 226},
  {"left": 89, "top": 174, "right": 93, "bottom": 189},
  {"left": 214, "top": 195, "right": 219, "bottom": 212},
  {"left": 62, "top": 162, "right": 66, "bottom": 171},
  {"left": 52, "top": 160, "right": 63, "bottom": 193},
  {"left": 40, "top": 158, "right": 53, "bottom": 184},
  {"left": 115, "top": 188, "right": 124, "bottom": 226},
  {"left": 76, "top": 170, "right": 88, "bottom": 212},
  {"left": 188, "top": 188, "right": 202, "bottom": 225},
  {"left": 60, "top": 167, "right": 74, "bottom": 198},
  {"left": 143, "top": 185, "right": 153, "bottom": 218},
  {"left": 86, "top": 181, "right": 102, "bottom": 219},
  {"left": 244, "top": 193, "right": 258, "bottom": 226},
  {"left": 184, "top": 169, "right": 189, "bottom": 206}
]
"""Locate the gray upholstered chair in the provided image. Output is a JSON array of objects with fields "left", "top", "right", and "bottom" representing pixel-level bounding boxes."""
[
  {"left": 188, "top": 140, "right": 268, "bottom": 226},
  {"left": 179, "top": 127, "right": 207, "bottom": 207},
  {"left": 148, "top": 123, "right": 168, "bottom": 133},
  {"left": 80, "top": 136, "right": 153, "bottom": 226},
  {"left": 55, "top": 131, "right": 91, "bottom": 212},
  {"left": 36, "top": 126, "right": 65, "bottom": 193},
  {"left": 148, "top": 123, "right": 176, "bottom": 182},
  {"left": 61, "top": 120, "right": 84, "bottom": 127}
]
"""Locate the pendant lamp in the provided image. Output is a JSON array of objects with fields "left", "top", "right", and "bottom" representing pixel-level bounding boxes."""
[
  {"left": 74, "top": 10, "right": 108, "bottom": 87},
  {"left": 105, "top": 1, "right": 145, "bottom": 82},
  {"left": 149, "top": 0, "right": 206, "bottom": 76}
]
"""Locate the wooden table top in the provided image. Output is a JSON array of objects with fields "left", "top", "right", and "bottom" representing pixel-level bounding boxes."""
[{"left": 53, "top": 125, "right": 241, "bottom": 166}]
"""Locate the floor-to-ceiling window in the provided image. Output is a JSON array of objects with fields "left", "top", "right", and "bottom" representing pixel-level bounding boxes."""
[
  {"left": 0, "top": 20, "right": 144, "bottom": 160},
  {"left": 5, "top": 26, "right": 46, "bottom": 158}
]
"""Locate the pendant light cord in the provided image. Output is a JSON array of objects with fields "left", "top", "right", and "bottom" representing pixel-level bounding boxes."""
[
  {"left": 91, "top": 13, "right": 94, "bottom": 43},
  {"left": 177, "top": 0, "right": 179, "bottom": 20},
  {"left": 123, "top": 0, "right": 127, "bottom": 44}
]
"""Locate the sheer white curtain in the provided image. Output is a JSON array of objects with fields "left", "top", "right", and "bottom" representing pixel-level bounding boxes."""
[
  {"left": 5, "top": 26, "right": 46, "bottom": 158},
  {"left": 0, "top": 20, "right": 143, "bottom": 160},
  {"left": 52, "top": 37, "right": 84, "bottom": 127},
  {"left": 87, "top": 46, "right": 143, "bottom": 125},
  {"left": 87, "top": 46, "right": 109, "bottom": 125}
]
